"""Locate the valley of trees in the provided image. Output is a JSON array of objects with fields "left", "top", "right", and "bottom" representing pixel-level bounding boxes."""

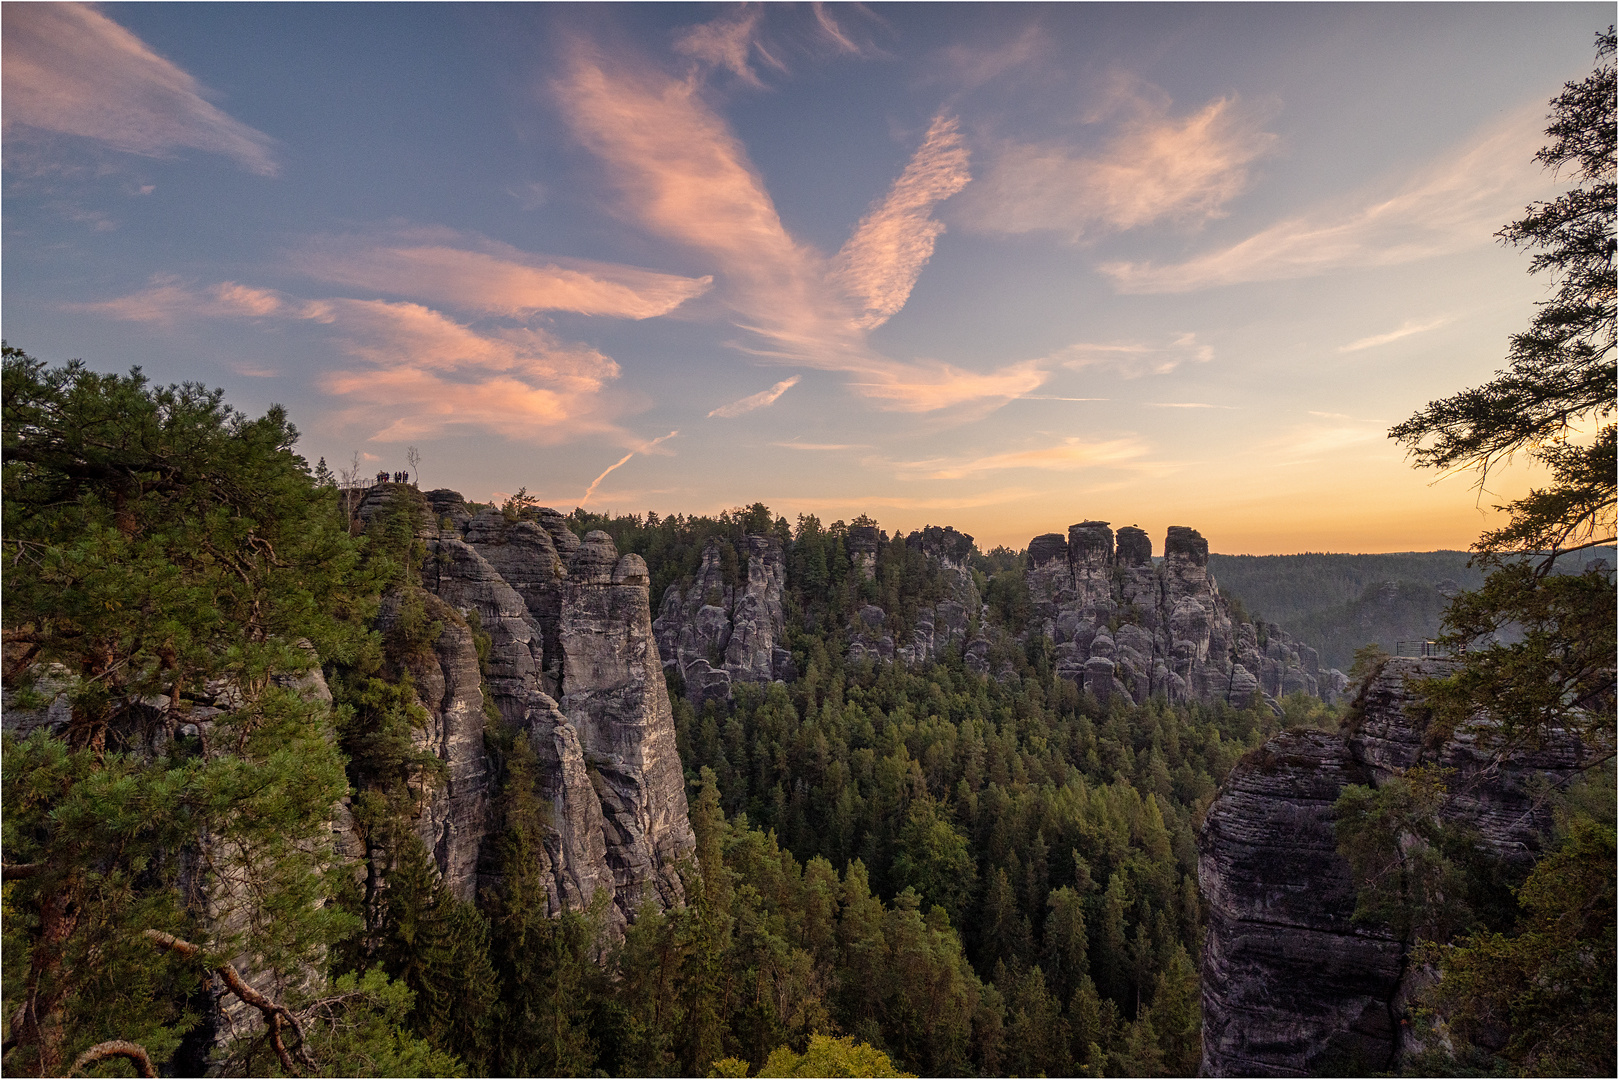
[
  {"left": 3, "top": 345, "right": 1333, "bottom": 1077},
  {"left": 3, "top": 28, "right": 1612, "bottom": 1080}
]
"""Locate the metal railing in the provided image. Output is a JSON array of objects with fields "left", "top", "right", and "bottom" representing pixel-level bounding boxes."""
[{"left": 1396, "top": 640, "right": 1448, "bottom": 658}]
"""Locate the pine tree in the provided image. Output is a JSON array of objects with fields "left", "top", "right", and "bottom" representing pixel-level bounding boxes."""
[
  {"left": 0, "top": 349, "right": 441, "bottom": 1076},
  {"left": 1390, "top": 30, "right": 1616, "bottom": 746},
  {"left": 485, "top": 733, "right": 603, "bottom": 1076},
  {"left": 1042, "top": 885, "right": 1090, "bottom": 1004},
  {"left": 1004, "top": 964, "right": 1071, "bottom": 1077},
  {"left": 373, "top": 834, "right": 497, "bottom": 1069}
]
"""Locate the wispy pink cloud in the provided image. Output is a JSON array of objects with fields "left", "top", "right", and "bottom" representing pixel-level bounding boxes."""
[
  {"left": 555, "top": 48, "right": 1042, "bottom": 414},
  {"left": 852, "top": 358, "right": 1047, "bottom": 414},
  {"left": 1338, "top": 315, "right": 1452, "bottom": 353},
  {"left": 2, "top": 3, "right": 277, "bottom": 174},
  {"left": 936, "top": 25, "right": 1049, "bottom": 90},
  {"left": 831, "top": 114, "right": 971, "bottom": 330},
  {"left": 811, "top": 2, "right": 863, "bottom": 55},
  {"left": 295, "top": 233, "right": 712, "bottom": 319},
  {"left": 1100, "top": 111, "right": 1545, "bottom": 294},
  {"left": 958, "top": 83, "right": 1274, "bottom": 241},
  {"left": 80, "top": 278, "right": 630, "bottom": 444},
  {"left": 316, "top": 302, "right": 623, "bottom": 442},
  {"left": 556, "top": 52, "right": 811, "bottom": 281},
  {"left": 70, "top": 276, "right": 294, "bottom": 322},
  {"left": 708, "top": 375, "right": 801, "bottom": 418},
  {"left": 1048, "top": 332, "right": 1214, "bottom": 377},
  {"left": 674, "top": 6, "right": 769, "bottom": 86}
]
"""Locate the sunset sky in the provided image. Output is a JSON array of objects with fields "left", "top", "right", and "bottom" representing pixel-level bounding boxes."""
[{"left": 4, "top": 2, "right": 1610, "bottom": 553}]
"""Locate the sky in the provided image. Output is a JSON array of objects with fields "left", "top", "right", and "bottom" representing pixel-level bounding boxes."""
[{"left": 3, "top": 2, "right": 1610, "bottom": 554}]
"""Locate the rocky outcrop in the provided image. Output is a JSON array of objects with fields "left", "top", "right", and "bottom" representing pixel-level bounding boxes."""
[
  {"left": 653, "top": 536, "right": 792, "bottom": 705},
  {"left": 357, "top": 484, "right": 696, "bottom": 927},
  {"left": 650, "top": 523, "right": 985, "bottom": 688},
  {"left": 1198, "top": 658, "right": 1588, "bottom": 1075},
  {"left": 378, "top": 589, "right": 493, "bottom": 903},
  {"left": 1198, "top": 727, "right": 1401, "bottom": 1076},
  {"left": 560, "top": 533, "right": 693, "bottom": 913},
  {"left": 1025, "top": 521, "right": 1342, "bottom": 710},
  {"left": 847, "top": 524, "right": 883, "bottom": 580},
  {"left": 848, "top": 526, "right": 982, "bottom": 669}
]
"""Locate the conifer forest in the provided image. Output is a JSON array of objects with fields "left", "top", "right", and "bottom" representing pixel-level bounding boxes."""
[{"left": 3, "top": 19, "right": 1615, "bottom": 1080}]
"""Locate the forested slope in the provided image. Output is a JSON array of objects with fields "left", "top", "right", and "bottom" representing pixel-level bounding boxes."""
[{"left": 4, "top": 350, "right": 1342, "bottom": 1076}]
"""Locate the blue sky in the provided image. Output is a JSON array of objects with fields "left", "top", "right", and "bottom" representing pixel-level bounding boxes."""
[{"left": 3, "top": 2, "right": 1610, "bottom": 552}]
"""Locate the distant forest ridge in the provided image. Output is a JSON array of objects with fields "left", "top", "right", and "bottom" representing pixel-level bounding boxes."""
[
  {"left": 1205, "top": 548, "right": 1616, "bottom": 671},
  {"left": 1206, "top": 550, "right": 1486, "bottom": 624}
]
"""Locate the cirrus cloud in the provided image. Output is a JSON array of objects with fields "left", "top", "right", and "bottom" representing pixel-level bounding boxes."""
[
  {"left": 1100, "top": 110, "right": 1545, "bottom": 294},
  {"left": 831, "top": 114, "right": 972, "bottom": 330},
  {"left": 294, "top": 232, "right": 713, "bottom": 319},
  {"left": 1047, "top": 332, "right": 1214, "bottom": 378},
  {"left": 708, "top": 375, "right": 802, "bottom": 418},
  {"left": 75, "top": 277, "right": 632, "bottom": 444},
  {"left": 70, "top": 275, "right": 300, "bottom": 322},
  {"left": 555, "top": 47, "right": 1044, "bottom": 415},
  {"left": 2, "top": 2, "right": 277, "bottom": 175},
  {"left": 957, "top": 83, "right": 1276, "bottom": 241}
]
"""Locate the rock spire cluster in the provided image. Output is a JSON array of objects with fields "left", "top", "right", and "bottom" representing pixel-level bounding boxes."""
[{"left": 1024, "top": 521, "right": 1345, "bottom": 709}]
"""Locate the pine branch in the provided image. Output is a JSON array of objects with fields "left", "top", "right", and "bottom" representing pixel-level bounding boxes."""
[
  {"left": 143, "top": 929, "right": 315, "bottom": 1074},
  {"left": 70, "top": 1040, "right": 157, "bottom": 1078}
]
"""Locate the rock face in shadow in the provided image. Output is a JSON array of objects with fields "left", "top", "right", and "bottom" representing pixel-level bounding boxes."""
[
  {"left": 377, "top": 589, "right": 493, "bottom": 904},
  {"left": 358, "top": 485, "right": 695, "bottom": 927},
  {"left": 1198, "top": 728, "right": 1401, "bottom": 1076},
  {"left": 1198, "top": 658, "right": 1588, "bottom": 1076},
  {"left": 1024, "top": 521, "right": 1345, "bottom": 710}
]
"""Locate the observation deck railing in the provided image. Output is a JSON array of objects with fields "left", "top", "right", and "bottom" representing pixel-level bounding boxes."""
[{"left": 1396, "top": 640, "right": 1449, "bottom": 658}]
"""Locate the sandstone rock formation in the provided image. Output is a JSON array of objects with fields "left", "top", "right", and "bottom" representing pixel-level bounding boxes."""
[
  {"left": 845, "top": 526, "right": 982, "bottom": 670},
  {"left": 1198, "top": 658, "right": 1588, "bottom": 1075},
  {"left": 653, "top": 536, "right": 792, "bottom": 705},
  {"left": 361, "top": 485, "right": 695, "bottom": 927},
  {"left": 647, "top": 523, "right": 985, "bottom": 690},
  {"left": 1025, "top": 521, "right": 1342, "bottom": 710},
  {"left": 847, "top": 524, "right": 882, "bottom": 580},
  {"left": 377, "top": 589, "right": 493, "bottom": 903}
]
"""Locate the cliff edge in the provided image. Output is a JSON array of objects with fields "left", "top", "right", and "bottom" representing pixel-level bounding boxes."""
[{"left": 1198, "top": 657, "right": 1587, "bottom": 1075}]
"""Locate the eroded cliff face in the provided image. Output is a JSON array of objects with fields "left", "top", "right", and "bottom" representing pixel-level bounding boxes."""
[
  {"left": 1198, "top": 658, "right": 1588, "bottom": 1076},
  {"left": 653, "top": 535, "right": 793, "bottom": 705},
  {"left": 358, "top": 485, "right": 695, "bottom": 927},
  {"left": 1025, "top": 522, "right": 1344, "bottom": 710}
]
